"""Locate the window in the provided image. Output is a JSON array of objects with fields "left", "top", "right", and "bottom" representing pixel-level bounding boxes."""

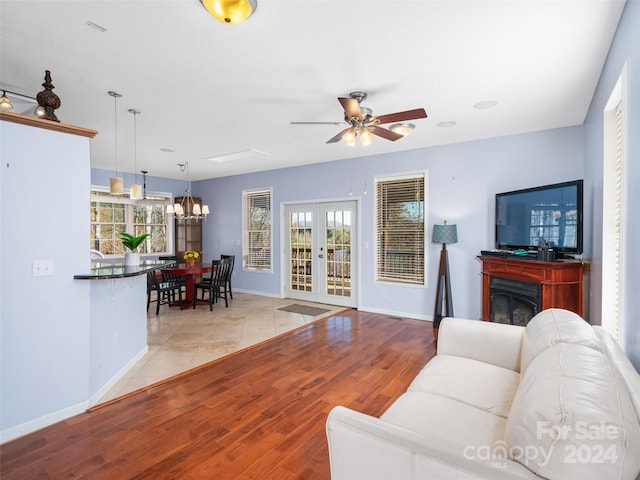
[
  {"left": 243, "top": 188, "right": 272, "bottom": 271},
  {"left": 90, "top": 190, "right": 171, "bottom": 256},
  {"left": 375, "top": 173, "right": 426, "bottom": 284},
  {"left": 602, "top": 64, "right": 627, "bottom": 342}
]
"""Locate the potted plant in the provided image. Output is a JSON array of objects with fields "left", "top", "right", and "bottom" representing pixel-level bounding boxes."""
[
  {"left": 183, "top": 250, "right": 200, "bottom": 268},
  {"left": 120, "top": 232, "right": 150, "bottom": 266}
]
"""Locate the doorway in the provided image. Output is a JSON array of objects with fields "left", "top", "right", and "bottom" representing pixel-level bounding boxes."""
[{"left": 284, "top": 201, "right": 357, "bottom": 307}]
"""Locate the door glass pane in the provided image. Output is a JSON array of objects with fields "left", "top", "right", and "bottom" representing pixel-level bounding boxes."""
[
  {"left": 290, "top": 211, "right": 312, "bottom": 292},
  {"left": 326, "top": 209, "right": 351, "bottom": 297}
]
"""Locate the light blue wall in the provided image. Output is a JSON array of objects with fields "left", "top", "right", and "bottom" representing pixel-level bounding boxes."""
[
  {"left": 194, "top": 126, "right": 583, "bottom": 321},
  {"left": 1, "top": 122, "right": 92, "bottom": 439},
  {"left": 584, "top": 0, "right": 639, "bottom": 369}
]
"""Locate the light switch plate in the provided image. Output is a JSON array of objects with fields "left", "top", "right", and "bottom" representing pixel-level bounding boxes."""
[{"left": 33, "top": 259, "right": 54, "bottom": 277}]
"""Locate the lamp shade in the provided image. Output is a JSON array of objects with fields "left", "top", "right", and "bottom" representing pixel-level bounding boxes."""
[{"left": 432, "top": 224, "right": 458, "bottom": 244}]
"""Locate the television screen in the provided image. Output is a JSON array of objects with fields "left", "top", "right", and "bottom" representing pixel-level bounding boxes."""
[{"left": 495, "top": 180, "right": 583, "bottom": 254}]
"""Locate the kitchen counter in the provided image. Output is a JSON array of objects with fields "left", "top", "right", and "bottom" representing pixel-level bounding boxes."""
[{"left": 74, "top": 260, "right": 175, "bottom": 280}]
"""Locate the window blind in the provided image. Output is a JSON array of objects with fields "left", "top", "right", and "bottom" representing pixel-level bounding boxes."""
[
  {"left": 375, "top": 175, "right": 425, "bottom": 284},
  {"left": 244, "top": 189, "right": 272, "bottom": 270}
]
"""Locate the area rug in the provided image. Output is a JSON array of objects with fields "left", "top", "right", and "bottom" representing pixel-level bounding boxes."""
[{"left": 277, "top": 304, "right": 331, "bottom": 316}]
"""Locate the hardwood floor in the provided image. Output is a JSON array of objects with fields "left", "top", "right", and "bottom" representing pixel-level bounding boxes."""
[{"left": 0, "top": 310, "right": 436, "bottom": 479}]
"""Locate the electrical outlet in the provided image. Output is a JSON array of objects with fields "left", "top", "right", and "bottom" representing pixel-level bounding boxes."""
[{"left": 32, "top": 259, "right": 54, "bottom": 277}]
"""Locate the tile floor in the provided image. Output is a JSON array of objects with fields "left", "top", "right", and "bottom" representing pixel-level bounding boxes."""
[{"left": 97, "top": 292, "right": 346, "bottom": 404}]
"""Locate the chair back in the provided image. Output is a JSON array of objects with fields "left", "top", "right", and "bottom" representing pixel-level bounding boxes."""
[
  {"left": 147, "top": 271, "right": 159, "bottom": 291},
  {"left": 210, "top": 258, "right": 231, "bottom": 284},
  {"left": 221, "top": 254, "right": 235, "bottom": 273}
]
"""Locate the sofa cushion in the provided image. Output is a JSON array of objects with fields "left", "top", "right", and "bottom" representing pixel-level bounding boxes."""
[
  {"left": 382, "top": 391, "right": 507, "bottom": 455},
  {"left": 505, "top": 342, "right": 640, "bottom": 480},
  {"left": 408, "top": 354, "right": 520, "bottom": 418},
  {"left": 520, "top": 308, "right": 599, "bottom": 374}
]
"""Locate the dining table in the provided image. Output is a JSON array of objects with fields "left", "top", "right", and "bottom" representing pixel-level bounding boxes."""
[{"left": 160, "top": 263, "right": 212, "bottom": 309}]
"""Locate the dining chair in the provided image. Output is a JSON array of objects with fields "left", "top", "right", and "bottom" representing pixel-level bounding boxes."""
[
  {"left": 193, "top": 258, "right": 232, "bottom": 310},
  {"left": 220, "top": 254, "right": 235, "bottom": 299},
  {"left": 147, "top": 271, "right": 184, "bottom": 315}
]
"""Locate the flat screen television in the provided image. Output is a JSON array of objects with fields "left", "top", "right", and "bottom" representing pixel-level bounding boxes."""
[{"left": 495, "top": 179, "right": 583, "bottom": 255}]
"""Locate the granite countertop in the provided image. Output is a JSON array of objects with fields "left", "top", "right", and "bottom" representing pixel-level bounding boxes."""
[{"left": 74, "top": 260, "right": 176, "bottom": 280}]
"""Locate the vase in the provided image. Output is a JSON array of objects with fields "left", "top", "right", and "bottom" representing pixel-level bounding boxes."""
[
  {"left": 125, "top": 252, "right": 140, "bottom": 266},
  {"left": 187, "top": 259, "right": 195, "bottom": 268}
]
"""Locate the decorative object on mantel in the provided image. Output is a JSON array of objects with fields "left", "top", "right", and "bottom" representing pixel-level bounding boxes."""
[
  {"left": 120, "top": 232, "right": 150, "bottom": 266},
  {"left": 183, "top": 250, "right": 200, "bottom": 268},
  {"left": 128, "top": 108, "right": 143, "bottom": 199},
  {"left": 35, "top": 70, "right": 61, "bottom": 122},
  {"left": 199, "top": 0, "right": 257, "bottom": 25},
  {"left": 108, "top": 90, "right": 124, "bottom": 194},
  {"left": 166, "top": 162, "right": 209, "bottom": 221},
  {"left": 432, "top": 220, "right": 458, "bottom": 341}
]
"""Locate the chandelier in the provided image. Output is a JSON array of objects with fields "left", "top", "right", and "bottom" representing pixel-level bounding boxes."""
[{"left": 166, "top": 162, "right": 209, "bottom": 221}]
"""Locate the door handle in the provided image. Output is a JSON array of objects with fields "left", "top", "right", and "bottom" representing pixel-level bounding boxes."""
[{"left": 318, "top": 254, "right": 324, "bottom": 258}]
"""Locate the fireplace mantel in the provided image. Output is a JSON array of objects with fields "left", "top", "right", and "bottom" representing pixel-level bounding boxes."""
[{"left": 478, "top": 256, "right": 584, "bottom": 322}]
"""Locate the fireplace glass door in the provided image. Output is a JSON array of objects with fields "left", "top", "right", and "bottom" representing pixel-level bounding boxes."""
[{"left": 489, "top": 276, "right": 541, "bottom": 326}]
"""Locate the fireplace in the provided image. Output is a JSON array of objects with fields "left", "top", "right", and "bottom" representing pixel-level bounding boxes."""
[
  {"left": 479, "top": 256, "right": 583, "bottom": 322},
  {"left": 489, "top": 276, "right": 541, "bottom": 326}
]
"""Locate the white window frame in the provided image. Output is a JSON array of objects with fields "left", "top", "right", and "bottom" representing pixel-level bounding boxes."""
[
  {"left": 90, "top": 186, "right": 174, "bottom": 258},
  {"left": 374, "top": 171, "right": 427, "bottom": 286},
  {"left": 601, "top": 63, "right": 628, "bottom": 344},
  {"left": 242, "top": 187, "right": 273, "bottom": 272}
]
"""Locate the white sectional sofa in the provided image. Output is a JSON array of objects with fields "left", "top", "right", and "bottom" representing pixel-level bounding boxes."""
[{"left": 326, "top": 309, "right": 640, "bottom": 480}]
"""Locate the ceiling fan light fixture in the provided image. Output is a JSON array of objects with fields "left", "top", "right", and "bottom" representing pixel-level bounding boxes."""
[
  {"left": 342, "top": 128, "right": 356, "bottom": 147},
  {"left": 359, "top": 128, "right": 373, "bottom": 146},
  {"left": 389, "top": 123, "right": 415, "bottom": 137},
  {"left": 200, "top": 0, "right": 257, "bottom": 25}
]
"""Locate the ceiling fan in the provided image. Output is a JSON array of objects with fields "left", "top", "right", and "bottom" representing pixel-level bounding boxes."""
[{"left": 291, "top": 91, "right": 427, "bottom": 146}]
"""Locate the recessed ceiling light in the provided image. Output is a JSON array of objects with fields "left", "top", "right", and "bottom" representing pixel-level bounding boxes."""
[
  {"left": 437, "top": 121, "right": 457, "bottom": 128},
  {"left": 474, "top": 100, "right": 498, "bottom": 110}
]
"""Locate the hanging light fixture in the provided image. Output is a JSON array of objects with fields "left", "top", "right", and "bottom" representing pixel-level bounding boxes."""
[
  {"left": 0, "top": 91, "right": 13, "bottom": 110},
  {"left": 199, "top": 0, "right": 257, "bottom": 24},
  {"left": 108, "top": 91, "right": 124, "bottom": 194},
  {"left": 166, "top": 162, "right": 209, "bottom": 221},
  {"left": 128, "top": 108, "right": 143, "bottom": 200}
]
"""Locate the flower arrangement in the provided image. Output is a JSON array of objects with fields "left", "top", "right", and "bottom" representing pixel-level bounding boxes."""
[{"left": 183, "top": 250, "right": 200, "bottom": 261}]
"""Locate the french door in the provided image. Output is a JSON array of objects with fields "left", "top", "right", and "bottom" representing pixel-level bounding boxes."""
[{"left": 284, "top": 201, "right": 357, "bottom": 307}]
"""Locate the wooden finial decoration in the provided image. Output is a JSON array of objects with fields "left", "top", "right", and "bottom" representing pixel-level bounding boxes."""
[{"left": 36, "top": 70, "right": 61, "bottom": 122}]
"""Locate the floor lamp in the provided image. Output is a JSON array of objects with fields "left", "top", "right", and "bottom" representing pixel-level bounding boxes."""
[{"left": 432, "top": 221, "right": 458, "bottom": 341}]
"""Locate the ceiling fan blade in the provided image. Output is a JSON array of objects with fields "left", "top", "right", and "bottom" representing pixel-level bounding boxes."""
[
  {"left": 290, "top": 121, "right": 347, "bottom": 126},
  {"left": 369, "top": 125, "right": 404, "bottom": 141},
  {"left": 326, "top": 128, "right": 350, "bottom": 144},
  {"left": 338, "top": 97, "right": 363, "bottom": 121},
  {"left": 372, "top": 108, "right": 428, "bottom": 125}
]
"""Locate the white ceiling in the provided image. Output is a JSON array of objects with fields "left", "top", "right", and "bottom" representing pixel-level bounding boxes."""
[{"left": 0, "top": 0, "right": 625, "bottom": 180}]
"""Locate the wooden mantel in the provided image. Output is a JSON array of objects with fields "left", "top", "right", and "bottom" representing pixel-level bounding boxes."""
[
  {"left": 478, "top": 255, "right": 584, "bottom": 321},
  {"left": 0, "top": 110, "right": 97, "bottom": 138}
]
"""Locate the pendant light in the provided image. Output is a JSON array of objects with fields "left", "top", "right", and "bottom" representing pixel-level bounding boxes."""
[
  {"left": 0, "top": 91, "right": 13, "bottom": 110},
  {"left": 128, "top": 109, "right": 143, "bottom": 200},
  {"left": 108, "top": 91, "right": 124, "bottom": 194}
]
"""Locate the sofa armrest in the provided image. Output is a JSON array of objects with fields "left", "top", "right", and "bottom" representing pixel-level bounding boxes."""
[
  {"left": 438, "top": 317, "right": 524, "bottom": 372},
  {"left": 326, "top": 406, "right": 536, "bottom": 480}
]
